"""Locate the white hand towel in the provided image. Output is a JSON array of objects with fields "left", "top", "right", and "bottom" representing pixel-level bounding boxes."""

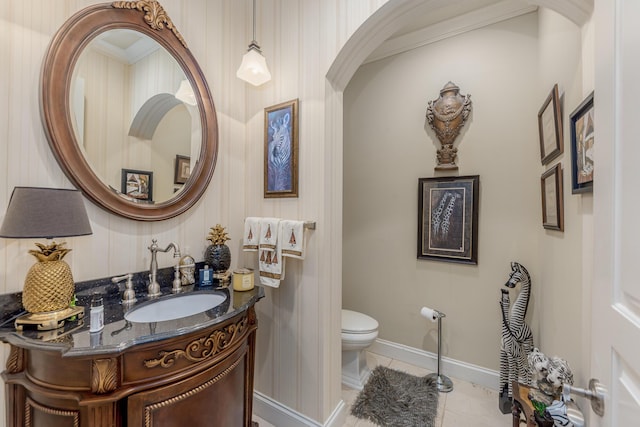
[
  {"left": 259, "top": 221, "right": 285, "bottom": 288},
  {"left": 259, "top": 217, "right": 280, "bottom": 252},
  {"left": 280, "top": 220, "right": 307, "bottom": 260},
  {"left": 243, "top": 217, "right": 261, "bottom": 252}
]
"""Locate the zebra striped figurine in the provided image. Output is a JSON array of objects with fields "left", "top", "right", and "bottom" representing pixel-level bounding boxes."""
[{"left": 498, "top": 262, "right": 535, "bottom": 413}]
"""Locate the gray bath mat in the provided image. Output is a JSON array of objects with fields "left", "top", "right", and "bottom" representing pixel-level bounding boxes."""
[{"left": 351, "top": 365, "right": 439, "bottom": 427}]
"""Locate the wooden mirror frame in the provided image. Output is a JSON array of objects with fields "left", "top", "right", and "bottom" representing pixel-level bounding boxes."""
[{"left": 41, "top": 1, "right": 218, "bottom": 221}]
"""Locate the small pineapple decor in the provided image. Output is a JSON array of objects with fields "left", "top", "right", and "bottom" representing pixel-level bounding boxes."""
[
  {"left": 23, "top": 241, "right": 74, "bottom": 313},
  {"left": 204, "top": 224, "right": 231, "bottom": 280}
]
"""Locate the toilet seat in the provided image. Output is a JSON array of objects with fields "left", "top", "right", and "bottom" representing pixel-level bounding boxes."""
[{"left": 342, "top": 309, "right": 379, "bottom": 334}]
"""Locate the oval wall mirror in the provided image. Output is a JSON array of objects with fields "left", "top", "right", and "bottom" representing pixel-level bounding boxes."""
[{"left": 41, "top": 1, "right": 218, "bottom": 221}]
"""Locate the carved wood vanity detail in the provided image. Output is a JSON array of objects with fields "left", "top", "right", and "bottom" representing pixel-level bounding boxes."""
[{"left": 2, "top": 300, "right": 260, "bottom": 426}]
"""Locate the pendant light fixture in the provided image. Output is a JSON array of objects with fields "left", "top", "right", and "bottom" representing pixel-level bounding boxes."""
[
  {"left": 175, "top": 80, "right": 197, "bottom": 106},
  {"left": 236, "top": 0, "right": 271, "bottom": 86}
]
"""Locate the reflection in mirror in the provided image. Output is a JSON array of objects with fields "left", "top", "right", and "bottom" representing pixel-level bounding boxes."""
[
  {"left": 70, "top": 29, "right": 200, "bottom": 204},
  {"left": 41, "top": 1, "right": 218, "bottom": 221}
]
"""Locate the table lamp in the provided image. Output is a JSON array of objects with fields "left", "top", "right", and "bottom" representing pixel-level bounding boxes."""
[{"left": 0, "top": 187, "right": 92, "bottom": 330}]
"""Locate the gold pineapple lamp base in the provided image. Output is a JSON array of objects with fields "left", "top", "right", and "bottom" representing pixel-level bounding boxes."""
[
  {"left": 0, "top": 187, "right": 94, "bottom": 332},
  {"left": 14, "top": 306, "right": 85, "bottom": 331}
]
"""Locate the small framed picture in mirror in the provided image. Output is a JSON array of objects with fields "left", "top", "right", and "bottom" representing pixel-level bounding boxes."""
[
  {"left": 121, "top": 169, "right": 153, "bottom": 202},
  {"left": 174, "top": 155, "right": 191, "bottom": 185}
]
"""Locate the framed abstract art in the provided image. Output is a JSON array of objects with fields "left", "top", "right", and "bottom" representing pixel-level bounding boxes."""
[
  {"left": 418, "top": 175, "right": 479, "bottom": 264},
  {"left": 569, "top": 92, "right": 594, "bottom": 194}
]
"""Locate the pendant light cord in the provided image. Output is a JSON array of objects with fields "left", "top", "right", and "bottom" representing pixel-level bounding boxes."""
[{"left": 252, "top": 0, "right": 257, "bottom": 44}]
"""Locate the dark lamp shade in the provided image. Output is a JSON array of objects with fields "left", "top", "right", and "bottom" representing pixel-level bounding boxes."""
[{"left": 0, "top": 187, "right": 92, "bottom": 239}]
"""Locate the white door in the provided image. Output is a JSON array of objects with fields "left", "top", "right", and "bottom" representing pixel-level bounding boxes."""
[{"left": 591, "top": 0, "right": 640, "bottom": 425}]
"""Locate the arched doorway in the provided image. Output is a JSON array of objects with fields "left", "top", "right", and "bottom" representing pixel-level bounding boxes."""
[{"left": 324, "top": 0, "right": 593, "bottom": 423}]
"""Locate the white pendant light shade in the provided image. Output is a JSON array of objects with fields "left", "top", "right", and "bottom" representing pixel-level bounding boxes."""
[
  {"left": 237, "top": 0, "right": 271, "bottom": 86},
  {"left": 175, "top": 79, "right": 197, "bottom": 105},
  {"left": 236, "top": 43, "right": 271, "bottom": 86}
]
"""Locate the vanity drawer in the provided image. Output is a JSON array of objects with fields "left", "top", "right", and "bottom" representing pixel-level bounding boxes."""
[{"left": 121, "top": 311, "right": 252, "bottom": 386}]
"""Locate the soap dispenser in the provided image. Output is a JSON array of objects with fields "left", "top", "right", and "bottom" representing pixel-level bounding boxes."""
[
  {"left": 122, "top": 278, "right": 137, "bottom": 304},
  {"left": 172, "top": 265, "right": 182, "bottom": 293},
  {"left": 112, "top": 273, "right": 136, "bottom": 304}
]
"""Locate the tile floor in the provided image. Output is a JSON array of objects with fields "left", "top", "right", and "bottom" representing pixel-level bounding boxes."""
[{"left": 253, "top": 351, "right": 512, "bottom": 426}]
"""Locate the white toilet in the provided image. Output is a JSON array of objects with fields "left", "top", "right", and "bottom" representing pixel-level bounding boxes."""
[{"left": 341, "top": 309, "right": 379, "bottom": 390}]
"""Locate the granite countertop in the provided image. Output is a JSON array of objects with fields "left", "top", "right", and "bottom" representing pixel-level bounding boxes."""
[{"left": 0, "top": 271, "right": 264, "bottom": 357}]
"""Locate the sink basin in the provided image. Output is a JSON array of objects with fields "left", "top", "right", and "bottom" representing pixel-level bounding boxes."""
[{"left": 125, "top": 292, "right": 227, "bottom": 323}]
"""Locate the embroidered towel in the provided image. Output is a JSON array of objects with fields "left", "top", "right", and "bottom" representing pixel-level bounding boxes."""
[
  {"left": 243, "top": 217, "right": 261, "bottom": 251},
  {"left": 280, "top": 220, "right": 306, "bottom": 260},
  {"left": 259, "top": 221, "right": 285, "bottom": 288},
  {"left": 259, "top": 217, "right": 280, "bottom": 252}
]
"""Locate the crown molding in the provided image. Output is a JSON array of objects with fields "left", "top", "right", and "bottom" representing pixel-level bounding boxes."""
[
  {"left": 534, "top": 0, "right": 593, "bottom": 26},
  {"left": 365, "top": 1, "right": 538, "bottom": 64}
]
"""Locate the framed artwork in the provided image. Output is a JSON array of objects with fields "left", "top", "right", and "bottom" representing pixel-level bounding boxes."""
[
  {"left": 418, "top": 175, "right": 479, "bottom": 264},
  {"left": 538, "top": 83, "right": 564, "bottom": 164},
  {"left": 121, "top": 169, "right": 153, "bottom": 202},
  {"left": 541, "top": 163, "right": 564, "bottom": 231},
  {"left": 264, "top": 99, "right": 299, "bottom": 198},
  {"left": 174, "top": 155, "right": 191, "bottom": 185},
  {"left": 569, "top": 92, "right": 594, "bottom": 194}
]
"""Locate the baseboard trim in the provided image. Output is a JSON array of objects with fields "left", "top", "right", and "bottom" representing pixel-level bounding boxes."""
[
  {"left": 253, "top": 340, "right": 498, "bottom": 426},
  {"left": 369, "top": 338, "right": 499, "bottom": 391},
  {"left": 253, "top": 391, "right": 347, "bottom": 427}
]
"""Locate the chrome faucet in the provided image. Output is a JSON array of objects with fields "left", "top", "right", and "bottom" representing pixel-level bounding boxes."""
[{"left": 148, "top": 239, "right": 181, "bottom": 297}]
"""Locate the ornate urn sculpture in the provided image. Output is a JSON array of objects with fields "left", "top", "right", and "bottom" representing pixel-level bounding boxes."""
[{"left": 426, "top": 82, "right": 472, "bottom": 170}]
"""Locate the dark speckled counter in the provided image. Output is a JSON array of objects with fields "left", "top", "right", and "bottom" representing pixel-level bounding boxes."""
[{"left": 0, "top": 267, "right": 264, "bottom": 356}]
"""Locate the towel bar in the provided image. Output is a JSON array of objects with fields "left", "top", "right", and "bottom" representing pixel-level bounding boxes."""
[{"left": 244, "top": 218, "right": 315, "bottom": 230}]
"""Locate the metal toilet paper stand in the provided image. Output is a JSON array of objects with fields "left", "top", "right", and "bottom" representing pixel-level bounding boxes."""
[{"left": 424, "top": 308, "right": 453, "bottom": 393}]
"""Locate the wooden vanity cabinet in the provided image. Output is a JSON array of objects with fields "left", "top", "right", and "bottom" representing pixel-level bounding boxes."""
[
  {"left": 2, "top": 307, "right": 258, "bottom": 427},
  {"left": 127, "top": 343, "right": 250, "bottom": 426}
]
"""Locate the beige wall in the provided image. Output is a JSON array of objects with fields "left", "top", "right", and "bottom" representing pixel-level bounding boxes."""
[
  {"left": 152, "top": 105, "right": 191, "bottom": 201},
  {"left": 344, "top": 12, "right": 541, "bottom": 372},
  {"left": 536, "top": 7, "right": 593, "bottom": 388},
  {"left": 344, "top": 8, "right": 592, "bottom": 384}
]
